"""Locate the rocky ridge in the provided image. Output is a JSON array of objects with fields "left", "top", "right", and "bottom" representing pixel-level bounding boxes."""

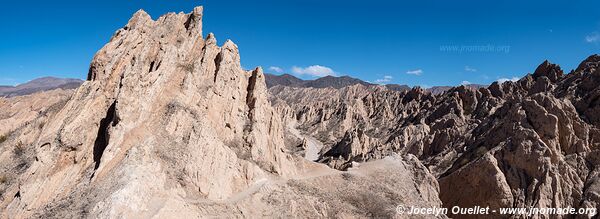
[
  {"left": 0, "top": 7, "right": 443, "bottom": 218},
  {"left": 271, "top": 54, "right": 600, "bottom": 218}
]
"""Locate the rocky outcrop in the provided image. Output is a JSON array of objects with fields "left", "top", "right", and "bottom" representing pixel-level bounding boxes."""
[
  {"left": 9, "top": 5, "right": 600, "bottom": 218},
  {"left": 1, "top": 6, "right": 297, "bottom": 217},
  {"left": 0, "top": 6, "right": 444, "bottom": 218},
  {"left": 0, "top": 90, "right": 74, "bottom": 207},
  {"left": 271, "top": 55, "right": 600, "bottom": 218}
]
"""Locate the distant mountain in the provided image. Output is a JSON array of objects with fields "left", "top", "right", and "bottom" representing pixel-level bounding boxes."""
[
  {"left": 427, "top": 84, "right": 486, "bottom": 95},
  {"left": 264, "top": 74, "right": 304, "bottom": 88},
  {"left": 265, "top": 74, "right": 373, "bottom": 89},
  {"left": 384, "top": 84, "right": 411, "bottom": 92},
  {"left": 303, "top": 75, "right": 373, "bottom": 88},
  {"left": 425, "top": 86, "right": 451, "bottom": 95},
  {"left": 0, "top": 77, "right": 83, "bottom": 97},
  {"left": 265, "top": 73, "right": 485, "bottom": 93}
]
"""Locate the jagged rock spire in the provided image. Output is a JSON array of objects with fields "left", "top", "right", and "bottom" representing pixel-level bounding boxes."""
[
  {"left": 532, "top": 60, "right": 563, "bottom": 82},
  {"left": 7, "top": 6, "right": 295, "bottom": 217},
  {"left": 576, "top": 54, "right": 600, "bottom": 73}
]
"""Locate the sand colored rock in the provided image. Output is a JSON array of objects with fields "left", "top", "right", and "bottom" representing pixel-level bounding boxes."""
[
  {"left": 0, "top": 6, "right": 443, "bottom": 218},
  {"left": 4, "top": 5, "right": 600, "bottom": 218},
  {"left": 271, "top": 56, "right": 600, "bottom": 218}
]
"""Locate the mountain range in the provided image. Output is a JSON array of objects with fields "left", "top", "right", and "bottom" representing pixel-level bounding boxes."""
[
  {"left": 265, "top": 73, "right": 485, "bottom": 94},
  {"left": 0, "top": 77, "right": 82, "bottom": 97},
  {"left": 0, "top": 73, "right": 485, "bottom": 98}
]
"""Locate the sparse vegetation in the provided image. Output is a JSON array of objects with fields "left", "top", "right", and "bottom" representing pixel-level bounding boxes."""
[
  {"left": 474, "top": 145, "right": 488, "bottom": 157},
  {"left": 63, "top": 145, "right": 78, "bottom": 152},
  {"left": 178, "top": 62, "right": 195, "bottom": 72},
  {"left": 38, "top": 121, "right": 46, "bottom": 129},
  {"left": 0, "top": 174, "right": 7, "bottom": 184},
  {"left": 13, "top": 141, "right": 25, "bottom": 157},
  {"left": 0, "top": 134, "right": 7, "bottom": 144},
  {"left": 346, "top": 191, "right": 395, "bottom": 218}
]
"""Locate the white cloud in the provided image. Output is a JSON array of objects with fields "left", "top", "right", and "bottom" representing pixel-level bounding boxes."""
[
  {"left": 375, "top": 75, "right": 393, "bottom": 84},
  {"left": 268, "top": 66, "right": 284, "bottom": 73},
  {"left": 586, "top": 32, "right": 600, "bottom": 43},
  {"left": 465, "top": 66, "right": 477, "bottom": 72},
  {"left": 461, "top": 81, "right": 471, "bottom": 85},
  {"left": 406, "top": 69, "right": 423, "bottom": 76},
  {"left": 291, "top": 65, "right": 337, "bottom": 77},
  {"left": 497, "top": 77, "right": 520, "bottom": 83}
]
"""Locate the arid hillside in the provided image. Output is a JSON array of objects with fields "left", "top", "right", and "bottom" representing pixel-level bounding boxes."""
[
  {"left": 0, "top": 7, "right": 444, "bottom": 218},
  {"left": 2, "top": 5, "right": 600, "bottom": 219},
  {"left": 272, "top": 55, "right": 600, "bottom": 218}
]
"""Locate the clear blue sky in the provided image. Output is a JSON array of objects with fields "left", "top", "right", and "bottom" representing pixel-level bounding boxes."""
[{"left": 1, "top": 0, "right": 599, "bottom": 87}]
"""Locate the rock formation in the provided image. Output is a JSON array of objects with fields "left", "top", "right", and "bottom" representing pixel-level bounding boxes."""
[
  {"left": 4, "top": 5, "right": 599, "bottom": 218},
  {"left": 272, "top": 54, "right": 600, "bottom": 218},
  {"left": 0, "top": 7, "right": 443, "bottom": 218}
]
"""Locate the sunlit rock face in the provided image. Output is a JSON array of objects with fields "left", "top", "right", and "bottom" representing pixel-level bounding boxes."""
[
  {"left": 0, "top": 6, "right": 444, "bottom": 218},
  {"left": 271, "top": 54, "right": 600, "bottom": 218},
  {"left": 1, "top": 6, "right": 294, "bottom": 217}
]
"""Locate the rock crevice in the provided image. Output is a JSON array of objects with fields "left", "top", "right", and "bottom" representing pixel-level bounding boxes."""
[{"left": 93, "top": 100, "right": 118, "bottom": 170}]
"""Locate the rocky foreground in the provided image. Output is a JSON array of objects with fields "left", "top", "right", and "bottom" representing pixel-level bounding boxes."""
[
  {"left": 1, "top": 6, "right": 600, "bottom": 219},
  {"left": 0, "top": 7, "right": 443, "bottom": 218}
]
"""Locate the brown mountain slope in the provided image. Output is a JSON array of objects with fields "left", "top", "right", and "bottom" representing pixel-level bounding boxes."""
[
  {"left": 265, "top": 73, "right": 484, "bottom": 94},
  {"left": 265, "top": 73, "right": 374, "bottom": 89},
  {"left": 0, "top": 77, "right": 82, "bottom": 97}
]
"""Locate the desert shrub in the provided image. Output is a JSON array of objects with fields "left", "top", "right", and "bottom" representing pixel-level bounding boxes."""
[
  {"left": 13, "top": 141, "right": 25, "bottom": 157},
  {"left": 472, "top": 144, "right": 486, "bottom": 154},
  {"left": 178, "top": 62, "right": 195, "bottom": 72},
  {"left": 347, "top": 192, "right": 394, "bottom": 218},
  {"left": 0, "top": 134, "right": 7, "bottom": 144},
  {"left": 61, "top": 144, "right": 78, "bottom": 152},
  {"left": 0, "top": 174, "right": 6, "bottom": 184}
]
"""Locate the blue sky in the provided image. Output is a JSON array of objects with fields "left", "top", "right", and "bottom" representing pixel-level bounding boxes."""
[{"left": 1, "top": 0, "right": 599, "bottom": 87}]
